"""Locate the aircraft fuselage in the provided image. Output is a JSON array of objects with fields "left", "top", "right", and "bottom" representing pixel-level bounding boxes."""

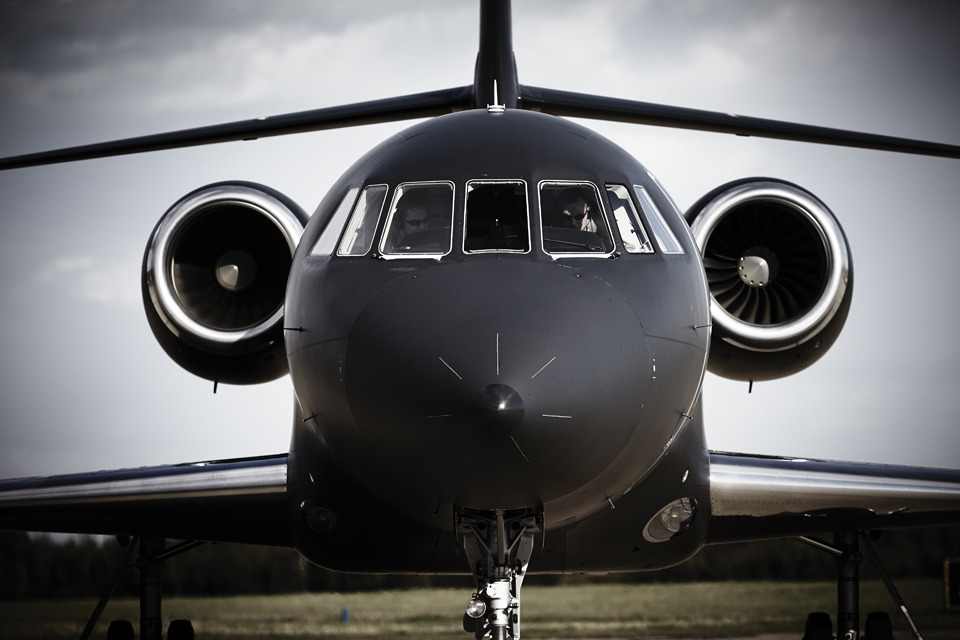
[{"left": 283, "top": 110, "right": 712, "bottom": 572}]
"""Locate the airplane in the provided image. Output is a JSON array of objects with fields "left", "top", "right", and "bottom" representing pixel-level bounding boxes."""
[{"left": 1, "top": 2, "right": 959, "bottom": 640}]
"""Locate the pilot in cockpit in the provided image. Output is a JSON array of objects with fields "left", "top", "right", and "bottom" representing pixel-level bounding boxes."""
[
  {"left": 556, "top": 187, "right": 598, "bottom": 233},
  {"left": 384, "top": 186, "right": 452, "bottom": 253}
]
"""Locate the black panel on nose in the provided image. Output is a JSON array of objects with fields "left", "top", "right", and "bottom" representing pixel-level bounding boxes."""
[
  {"left": 474, "top": 383, "right": 524, "bottom": 432},
  {"left": 344, "top": 260, "right": 648, "bottom": 511}
]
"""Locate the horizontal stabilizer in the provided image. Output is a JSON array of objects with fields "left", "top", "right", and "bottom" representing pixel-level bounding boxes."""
[
  {"left": 0, "top": 86, "right": 473, "bottom": 171},
  {"left": 519, "top": 85, "right": 960, "bottom": 160}
]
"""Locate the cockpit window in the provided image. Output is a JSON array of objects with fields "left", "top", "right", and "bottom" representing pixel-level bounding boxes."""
[
  {"left": 310, "top": 186, "right": 360, "bottom": 256},
  {"left": 539, "top": 181, "right": 614, "bottom": 255},
  {"left": 464, "top": 181, "right": 529, "bottom": 253},
  {"left": 337, "top": 184, "right": 388, "bottom": 256},
  {"left": 606, "top": 184, "right": 654, "bottom": 254},
  {"left": 380, "top": 182, "right": 454, "bottom": 257},
  {"left": 634, "top": 185, "right": 684, "bottom": 254}
]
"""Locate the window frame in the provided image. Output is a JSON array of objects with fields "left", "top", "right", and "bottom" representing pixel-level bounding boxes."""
[
  {"left": 605, "top": 183, "right": 655, "bottom": 255},
  {"left": 309, "top": 186, "right": 361, "bottom": 257},
  {"left": 377, "top": 180, "right": 457, "bottom": 260},
  {"left": 634, "top": 185, "right": 685, "bottom": 255},
  {"left": 335, "top": 183, "right": 389, "bottom": 257},
  {"left": 461, "top": 179, "right": 531, "bottom": 255},
  {"left": 537, "top": 179, "right": 616, "bottom": 259}
]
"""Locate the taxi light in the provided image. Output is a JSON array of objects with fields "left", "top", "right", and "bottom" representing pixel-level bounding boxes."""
[{"left": 465, "top": 596, "right": 486, "bottom": 618}]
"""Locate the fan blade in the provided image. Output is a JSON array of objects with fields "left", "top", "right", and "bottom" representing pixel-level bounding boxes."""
[
  {"left": 0, "top": 86, "right": 473, "bottom": 171},
  {"left": 519, "top": 85, "right": 960, "bottom": 160}
]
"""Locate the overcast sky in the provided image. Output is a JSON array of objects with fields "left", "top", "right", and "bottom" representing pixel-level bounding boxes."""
[{"left": 0, "top": 0, "right": 958, "bottom": 481}]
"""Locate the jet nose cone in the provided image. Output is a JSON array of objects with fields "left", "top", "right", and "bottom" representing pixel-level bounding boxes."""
[
  {"left": 474, "top": 383, "right": 524, "bottom": 432},
  {"left": 344, "top": 260, "right": 649, "bottom": 512}
]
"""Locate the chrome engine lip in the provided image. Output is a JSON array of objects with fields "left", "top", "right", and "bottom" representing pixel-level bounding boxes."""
[
  {"left": 690, "top": 182, "right": 850, "bottom": 352},
  {"left": 146, "top": 185, "right": 304, "bottom": 353}
]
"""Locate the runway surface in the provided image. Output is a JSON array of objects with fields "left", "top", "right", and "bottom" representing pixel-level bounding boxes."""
[{"left": 549, "top": 633, "right": 957, "bottom": 640}]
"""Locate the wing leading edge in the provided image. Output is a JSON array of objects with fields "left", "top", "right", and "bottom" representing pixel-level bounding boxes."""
[
  {"left": 0, "top": 454, "right": 290, "bottom": 547},
  {"left": 707, "top": 452, "right": 960, "bottom": 545}
]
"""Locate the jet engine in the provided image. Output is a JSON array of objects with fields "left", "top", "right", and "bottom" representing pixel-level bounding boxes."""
[
  {"left": 143, "top": 182, "right": 308, "bottom": 384},
  {"left": 685, "top": 178, "right": 852, "bottom": 381}
]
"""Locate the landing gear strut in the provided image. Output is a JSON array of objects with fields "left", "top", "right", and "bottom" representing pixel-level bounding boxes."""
[
  {"left": 836, "top": 531, "right": 860, "bottom": 640},
  {"left": 457, "top": 507, "right": 542, "bottom": 640},
  {"left": 79, "top": 536, "right": 204, "bottom": 640},
  {"left": 798, "top": 531, "right": 924, "bottom": 640}
]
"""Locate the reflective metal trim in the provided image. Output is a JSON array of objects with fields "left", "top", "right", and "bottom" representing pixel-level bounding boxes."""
[
  {"left": 311, "top": 186, "right": 361, "bottom": 256},
  {"left": 604, "top": 184, "right": 654, "bottom": 254},
  {"left": 377, "top": 180, "right": 457, "bottom": 260},
  {"left": 690, "top": 182, "right": 850, "bottom": 351},
  {"left": 537, "top": 179, "right": 616, "bottom": 259},
  {"left": 645, "top": 169, "right": 684, "bottom": 222},
  {"left": 709, "top": 453, "right": 960, "bottom": 517},
  {"left": 635, "top": 186, "right": 684, "bottom": 254},
  {"left": 146, "top": 186, "right": 304, "bottom": 351},
  {"left": 336, "top": 184, "right": 388, "bottom": 257},
  {"left": 0, "top": 458, "right": 287, "bottom": 508},
  {"left": 461, "top": 179, "right": 531, "bottom": 255}
]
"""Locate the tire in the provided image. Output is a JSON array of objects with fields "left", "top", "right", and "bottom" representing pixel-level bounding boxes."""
[
  {"left": 167, "top": 619, "right": 196, "bottom": 640},
  {"left": 106, "top": 620, "right": 134, "bottom": 640},
  {"left": 864, "top": 611, "right": 893, "bottom": 640},
  {"left": 463, "top": 612, "right": 477, "bottom": 633},
  {"left": 803, "top": 611, "right": 833, "bottom": 640}
]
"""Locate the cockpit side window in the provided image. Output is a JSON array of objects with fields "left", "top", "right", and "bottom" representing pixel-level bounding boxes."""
[
  {"left": 539, "top": 181, "right": 614, "bottom": 255},
  {"left": 463, "top": 181, "right": 529, "bottom": 253},
  {"left": 606, "top": 184, "right": 654, "bottom": 254},
  {"left": 380, "top": 182, "right": 455, "bottom": 257},
  {"left": 634, "top": 185, "right": 684, "bottom": 254},
  {"left": 310, "top": 186, "right": 360, "bottom": 256},
  {"left": 337, "top": 184, "right": 388, "bottom": 256}
]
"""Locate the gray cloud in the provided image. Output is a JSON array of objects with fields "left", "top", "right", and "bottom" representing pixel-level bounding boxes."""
[{"left": 0, "top": 0, "right": 958, "bottom": 480}]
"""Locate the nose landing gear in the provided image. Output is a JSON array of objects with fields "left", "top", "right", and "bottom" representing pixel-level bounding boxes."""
[{"left": 457, "top": 507, "right": 542, "bottom": 640}]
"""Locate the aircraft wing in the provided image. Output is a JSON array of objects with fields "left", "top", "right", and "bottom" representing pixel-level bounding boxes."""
[
  {"left": 0, "top": 454, "right": 290, "bottom": 547},
  {"left": 707, "top": 451, "right": 960, "bottom": 545}
]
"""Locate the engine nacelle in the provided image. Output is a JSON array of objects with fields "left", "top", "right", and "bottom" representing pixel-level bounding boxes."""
[
  {"left": 143, "top": 182, "right": 308, "bottom": 385},
  {"left": 685, "top": 178, "right": 853, "bottom": 382}
]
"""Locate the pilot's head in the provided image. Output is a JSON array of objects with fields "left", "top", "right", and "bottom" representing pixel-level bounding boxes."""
[
  {"left": 396, "top": 188, "right": 444, "bottom": 232},
  {"left": 557, "top": 187, "right": 592, "bottom": 229}
]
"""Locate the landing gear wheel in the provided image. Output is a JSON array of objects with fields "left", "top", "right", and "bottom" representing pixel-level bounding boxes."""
[
  {"left": 167, "top": 619, "right": 196, "bottom": 640},
  {"left": 864, "top": 611, "right": 893, "bottom": 640},
  {"left": 106, "top": 620, "right": 134, "bottom": 640},
  {"left": 803, "top": 611, "right": 833, "bottom": 640}
]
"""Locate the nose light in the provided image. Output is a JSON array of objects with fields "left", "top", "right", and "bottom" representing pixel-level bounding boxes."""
[
  {"left": 473, "top": 383, "right": 524, "bottom": 432},
  {"left": 642, "top": 497, "right": 698, "bottom": 543}
]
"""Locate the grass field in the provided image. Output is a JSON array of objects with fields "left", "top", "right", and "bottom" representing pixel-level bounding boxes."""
[{"left": 0, "top": 580, "right": 955, "bottom": 639}]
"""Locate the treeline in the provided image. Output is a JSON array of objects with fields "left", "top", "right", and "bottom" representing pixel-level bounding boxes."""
[{"left": 1, "top": 526, "right": 957, "bottom": 599}]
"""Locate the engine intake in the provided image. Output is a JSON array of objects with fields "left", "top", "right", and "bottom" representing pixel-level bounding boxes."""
[
  {"left": 686, "top": 178, "right": 853, "bottom": 381},
  {"left": 143, "top": 182, "right": 308, "bottom": 384}
]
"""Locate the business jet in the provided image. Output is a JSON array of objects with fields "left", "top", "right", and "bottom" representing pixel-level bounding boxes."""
[{"left": 1, "top": 2, "right": 958, "bottom": 640}]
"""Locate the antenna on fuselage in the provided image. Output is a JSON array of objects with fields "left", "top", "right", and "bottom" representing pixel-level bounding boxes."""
[
  {"left": 473, "top": 0, "right": 518, "bottom": 109},
  {"left": 488, "top": 80, "right": 505, "bottom": 114}
]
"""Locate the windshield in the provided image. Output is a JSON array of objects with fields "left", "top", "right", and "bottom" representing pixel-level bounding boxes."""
[
  {"left": 464, "top": 181, "right": 529, "bottom": 253},
  {"left": 540, "top": 181, "right": 613, "bottom": 255},
  {"left": 338, "top": 184, "right": 388, "bottom": 256},
  {"left": 380, "top": 182, "right": 455, "bottom": 256}
]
